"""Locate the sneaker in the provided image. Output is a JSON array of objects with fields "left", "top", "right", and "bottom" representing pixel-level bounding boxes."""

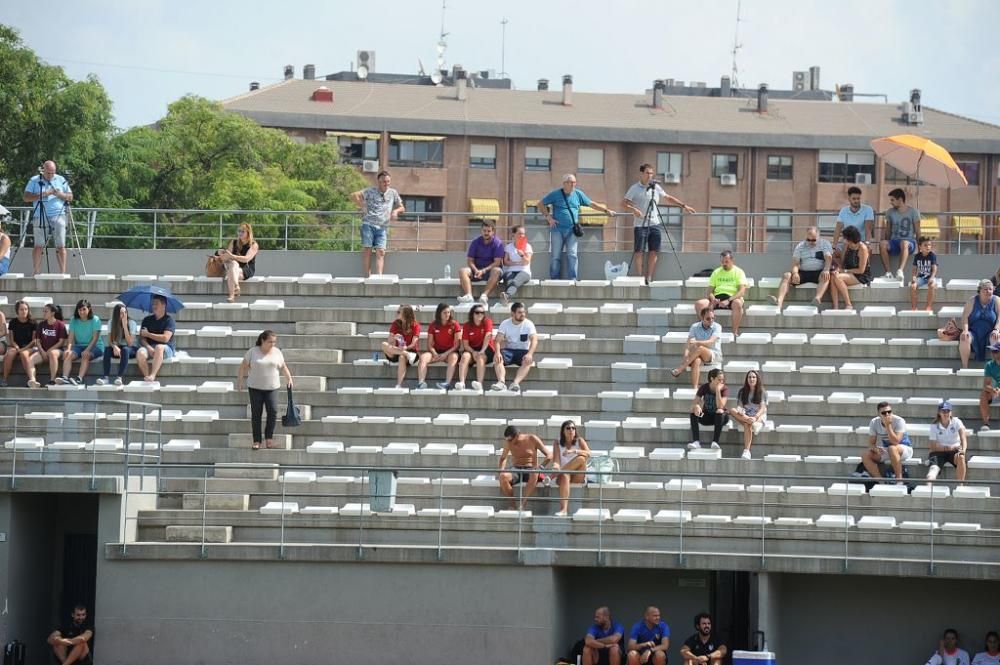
[
  {"left": 114, "top": 377, "right": 124, "bottom": 386},
  {"left": 68, "top": 376, "right": 80, "bottom": 386},
  {"left": 453, "top": 382, "right": 466, "bottom": 391},
  {"left": 710, "top": 441, "right": 721, "bottom": 450},
  {"left": 0, "top": 380, "right": 7, "bottom": 388},
  {"left": 406, "top": 351, "right": 418, "bottom": 365},
  {"left": 47, "top": 380, "right": 57, "bottom": 387},
  {"left": 27, "top": 379, "right": 40, "bottom": 389},
  {"left": 491, "top": 381, "right": 507, "bottom": 391},
  {"left": 457, "top": 293, "right": 474, "bottom": 304},
  {"left": 687, "top": 441, "right": 701, "bottom": 450},
  {"left": 895, "top": 269, "right": 905, "bottom": 281},
  {"left": 926, "top": 464, "right": 941, "bottom": 481},
  {"left": 981, "top": 424, "right": 991, "bottom": 432},
  {"left": 741, "top": 449, "right": 752, "bottom": 461},
  {"left": 508, "top": 383, "right": 521, "bottom": 393},
  {"left": 95, "top": 377, "right": 108, "bottom": 386},
  {"left": 416, "top": 381, "right": 428, "bottom": 390},
  {"left": 478, "top": 294, "right": 488, "bottom": 305},
  {"left": 884, "top": 271, "right": 894, "bottom": 279},
  {"left": 436, "top": 381, "right": 450, "bottom": 390},
  {"left": 471, "top": 380, "right": 483, "bottom": 392},
  {"left": 55, "top": 376, "right": 69, "bottom": 385},
  {"left": 554, "top": 510, "right": 568, "bottom": 517}
]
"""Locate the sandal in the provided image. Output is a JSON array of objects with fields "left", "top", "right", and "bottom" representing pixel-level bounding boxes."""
[
  {"left": 265, "top": 439, "right": 275, "bottom": 449},
  {"left": 670, "top": 368, "right": 682, "bottom": 378},
  {"left": 226, "top": 295, "right": 236, "bottom": 303},
  {"left": 251, "top": 441, "right": 261, "bottom": 450}
]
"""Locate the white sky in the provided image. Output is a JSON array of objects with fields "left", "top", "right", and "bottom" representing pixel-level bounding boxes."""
[{"left": 6, "top": 0, "right": 999, "bottom": 130}]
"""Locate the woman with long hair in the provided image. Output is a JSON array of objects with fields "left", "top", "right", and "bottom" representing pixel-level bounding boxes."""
[
  {"left": 29, "top": 303, "right": 67, "bottom": 387},
  {"left": 59, "top": 299, "right": 104, "bottom": 385},
  {"left": 416, "top": 303, "right": 462, "bottom": 390},
  {"left": 97, "top": 304, "right": 139, "bottom": 386},
  {"left": 728, "top": 370, "right": 767, "bottom": 460},
  {"left": 379, "top": 304, "right": 421, "bottom": 389},
  {"left": 552, "top": 420, "right": 590, "bottom": 517},
  {"left": 972, "top": 631, "right": 1000, "bottom": 665},
  {"left": 217, "top": 222, "right": 259, "bottom": 302},
  {"left": 926, "top": 400, "right": 967, "bottom": 482},
  {"left": 237, "top": 330, "right": 294, "bottom": 450},
  {"left": 455, "top": 305, "right": 494, "bottom": 391},
  {"left": 3, "top": 300, "right": 37, "bottom": 387}
]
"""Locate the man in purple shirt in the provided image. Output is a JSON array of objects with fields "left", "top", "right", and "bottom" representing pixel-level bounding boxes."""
[{"left": 458, "top": 220, "right": 505, "bottom": 304}]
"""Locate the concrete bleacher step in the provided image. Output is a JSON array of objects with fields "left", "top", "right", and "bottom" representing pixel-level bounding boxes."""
[
  {"left": 213, "top": 463, "right": 279, "bottom": 480},
  {"left": 182, "top": 493, "right": 250, "bottom": 510},
  {"left": 226, "top": 434, "right": 292, "bottom": 450},
  {"left": 164, "top": 525, "right": 232, "bottom": 543}
]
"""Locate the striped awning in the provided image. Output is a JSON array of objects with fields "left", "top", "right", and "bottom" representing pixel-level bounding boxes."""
[
  {"left": 919, "top": 216, "right": 940, "bottom": 239},
  {"left": 469, "top": 198, "right": 500, "bottom": 222},
  {"left": 390, "top": 134, "right": 446, "bottom": 142},
  {"left": 579, "top": 204, "right": 609, "bottom": 226},
  {"left": 326, "top": 131, "right": 379, "bottom": 140},
  {"left": 954, "top": 215, "right": 983, "bottom": 237}
]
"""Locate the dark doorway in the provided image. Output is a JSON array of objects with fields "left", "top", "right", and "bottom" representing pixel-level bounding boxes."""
[{"left": 60, "top": 533, "right": 97, "bottom": 620}]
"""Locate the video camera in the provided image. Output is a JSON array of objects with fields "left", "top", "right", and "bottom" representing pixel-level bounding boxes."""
[{"left": 0, "top": 204, "right": 9, "bottom": 222}]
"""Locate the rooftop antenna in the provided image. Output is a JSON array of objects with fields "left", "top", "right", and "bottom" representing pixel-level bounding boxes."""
[
  {"left": 730, "top": 0, "right": 743, "bottom": 90},
  {"left": 500, "top": 17, "right": 509, "bottom": 79},
  {"left": 432, "top": 0, "right": 448, "bottom": 85}
]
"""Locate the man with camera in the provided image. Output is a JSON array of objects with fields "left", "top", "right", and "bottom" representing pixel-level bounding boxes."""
[
  {"left": 623, "top": 163, "right": 696, "bottom": 284},
  {"left": 22, "top": 160, "right": 73, "bottom": 275}
]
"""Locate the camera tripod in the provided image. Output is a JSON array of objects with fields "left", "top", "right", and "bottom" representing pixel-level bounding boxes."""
[
  {"left": 630, "top": 181, "right": 685, "bottom": 279},
  {"left": 11, "top": 171, "right": 88, "bottom": 275}
]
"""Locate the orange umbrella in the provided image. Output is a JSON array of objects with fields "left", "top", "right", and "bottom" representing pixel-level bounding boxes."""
[{"left": 870, "top": 134, "right": 968, "bottom": 188}]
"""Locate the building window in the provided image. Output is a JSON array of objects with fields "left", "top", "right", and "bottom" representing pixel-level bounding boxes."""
[
  {"left": 578, "top": 148, "right": 605, "bottom": 174},
  {"left": 656, "top": 152, "right": 683, "bottom": 181},
  {"left": 710, "top": 207, "right": 737, "bottom": 250},
  {"left": 337, "top": 136, "right": 378, "bottom": 164},
  {"left": 817, "top": 214, "right": 838, "bottom": 236},
  {"left": 470, "top": 144, "right": 496, "bottom": 169},
  {"left": 712, "top": 154, "right": 738, "bottom": 177},
  {"left": 525, "top": 146, "right": 551, "bottom": 171},
  {"left": 403, "top": 196, "right": 443, "bottom": 222},
  {"left": 766, "top": 209, "right": 793, "bottom": 250},
  {"left": 388, "top": 138, "right": 444, "bottom": 167},
  {"left": 956, "top": 161, "right": 980, "bottom": 186},
  {"left": 884, "top": 165, "right": 924, "bottom": 185},
  {"left": 818, "top": 150, "right": 875, "bottom": 184},
  {"left": 766, "top": 155, "right": 793, "bottom": 180},
  {"left": 658, "top": 205, "right": 684, "bottom": 244}
]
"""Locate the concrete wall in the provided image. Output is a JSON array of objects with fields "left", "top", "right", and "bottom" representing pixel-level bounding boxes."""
[
  {"left": 95, "top": 560, "right": 557, "bottom": 665},
  {"left": 770, "top": 572, "right": 1000, "bottom": 665}
]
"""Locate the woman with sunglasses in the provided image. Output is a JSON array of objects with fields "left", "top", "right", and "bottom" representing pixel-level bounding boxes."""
[
  {"left": 379, "top": 304, "right": 420, "bottom": 389},
  {"left": 455, "top": 305, "right": 494, "bottom": 391},
  {"left": 552, "top": 420, "right": 590, "bottom": 517},
  {"left": 216, "top": 222, "right": 259, "bottom": 302},
  {"left": 729, "top": 370, "right": 768, "bottom": 460}
]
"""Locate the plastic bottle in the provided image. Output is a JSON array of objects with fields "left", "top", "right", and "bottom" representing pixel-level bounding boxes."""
[{"left": 444, "top": 264, "right": 451, "bottom": 279}]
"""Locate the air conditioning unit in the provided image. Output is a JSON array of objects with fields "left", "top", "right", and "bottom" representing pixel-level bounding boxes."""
[
  {"left": 662, "top": 173, "right": 680, "bottom": 184},
  {"left": 792, "top": 71, "right": 807, "bottom": 92},
  {"left": 357, "top": 50, "right": 376, "bottom": 72},
  {"left": 906, "top": 111, "right": 924, "bottom": 125},
  {"left": 720, "top": 174, "right": 737, "bottom": 186},
  {"left": 362, "top": 160, "right": 379, "bottom": 173},
  {"left": 854, "top": 173, "right": 872, "bottom": 185}
]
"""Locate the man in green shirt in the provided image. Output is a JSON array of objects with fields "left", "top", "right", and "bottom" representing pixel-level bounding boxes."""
[{"left": 694, "top": 250, "right": 748, "bottom": 336}]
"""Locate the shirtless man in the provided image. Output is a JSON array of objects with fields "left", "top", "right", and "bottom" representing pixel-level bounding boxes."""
[{"left": 498, "top": 425, "right": 553, "bottom": 509}]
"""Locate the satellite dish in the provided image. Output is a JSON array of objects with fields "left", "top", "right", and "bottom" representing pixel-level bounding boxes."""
[
  {"left": 357, "top": 65, "right": 369, "bottom": 80},
  {"left": 431, "top": 71, "right": 443, "bottom": 85}
]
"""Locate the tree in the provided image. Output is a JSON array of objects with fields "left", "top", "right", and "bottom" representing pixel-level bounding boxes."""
[{"left": 0, "top": 24, "right": 116, "bottom": 205}]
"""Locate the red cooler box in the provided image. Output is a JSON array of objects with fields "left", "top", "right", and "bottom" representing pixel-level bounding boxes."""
[{"left": 732, "top": 651, "right": 776, "bottom": 665}]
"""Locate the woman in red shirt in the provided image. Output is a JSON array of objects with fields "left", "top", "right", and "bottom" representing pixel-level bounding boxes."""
[
  {"left": 417, "top": 303, "right": 462, "bottom": 389},
  {"left": 379, "top": 304, "right": 421, "bottom": 389},
  {"left": 455, "top": 305, "right": 494, "bottom": 391}
]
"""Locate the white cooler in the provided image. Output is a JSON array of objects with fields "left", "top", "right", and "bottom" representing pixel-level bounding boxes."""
[{"left": 733, "top": 651, "right": 776, "bottom": 665}]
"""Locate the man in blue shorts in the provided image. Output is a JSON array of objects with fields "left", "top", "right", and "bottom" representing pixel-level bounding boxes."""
[
  {"left": 136, "top": 295, "right": 176, "bottom": 383},
  {"left": 351, "top": 170, "right": 404, "bottom": 278},
  {"left": 23, "top": 160, "right": 73, "bottom": 275},
  {"left": 583, "top": 606, "right": 624, "bottom": 665},
  {"left": 492, "top": 302, "right": 538, "bottom": 393},
  {"left": 627, "top": 606, "right": 670, "bottom": 665},
  {"left": 880, "top": 188, "right": 920, "bottom": 280}
]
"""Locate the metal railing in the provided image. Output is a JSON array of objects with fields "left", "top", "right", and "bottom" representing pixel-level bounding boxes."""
[{"left": 3, "top": 206, "right": 998, "bottom": 254}]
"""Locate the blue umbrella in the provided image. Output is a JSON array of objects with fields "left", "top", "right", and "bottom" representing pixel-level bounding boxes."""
[{"left": 117, "top": 285, "right": 185, "bottom": 313}]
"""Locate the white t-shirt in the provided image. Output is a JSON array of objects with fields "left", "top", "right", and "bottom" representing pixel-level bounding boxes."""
[
  {"left": 929, "top": 417, "right": 965, "bottom": 449},
  {"left": 868, "top": 414, "right": 909, "bottom": 445},
  {"left": 926, "top": 648, "right": 971, "bottom": 665},
  {"left": 972, "top": 652, "right": 1000, "bottom": 665},
  {"left": 498, "top": 317, "right": 537, "bottom": 351},
  {"left": 624, "top": 182, "right": 666, "bottom": 227},
  {"left": 244, "top": 346, "right": 286, "bottom": 391},
  {"left": 504, "top": 241, "right": 533, "bottom": 276}
]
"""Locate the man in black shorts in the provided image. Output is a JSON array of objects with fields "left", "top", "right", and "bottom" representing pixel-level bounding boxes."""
[
  {"left": 47, "top": 604, "right": 94, "bottom": 665},
  {"left": 679, "top": 612, "right": 727, "bottom": 665},
  {"left": 770, "top": 226, "right": 834, "bottom": 309},
  {"left": 498, "top": 425, "right": 552, "bottom": 509}
]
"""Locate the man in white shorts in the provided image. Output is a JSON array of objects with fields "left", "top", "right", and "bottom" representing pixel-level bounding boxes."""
[
  {"left": 670, "top": 307, "right": 723, "bottom": 389},
  {"left": 862, "top": 401, "right": 913, "bottom": 483}
]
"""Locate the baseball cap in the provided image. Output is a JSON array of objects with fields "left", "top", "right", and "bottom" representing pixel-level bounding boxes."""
[
  {"left": 938, "top": 400, "right": 953, "bottom": 412},
  {"left": 989, "top": 342, "right": 1000, "bottom": 352}
]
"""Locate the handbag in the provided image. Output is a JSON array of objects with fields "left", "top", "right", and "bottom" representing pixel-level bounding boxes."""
[
  {"left": 205, "top": 254, "right": 225, "bottom": 278},
  {"left": 937, "top": 317, "right": 961, "bottom": 342},
  {"left": 281, "top": 386, "right": 302, "bottom": 427},
  {"left": 585, "top": 455, "right": 618, "bottom": 485},
  {"left": 560, "top": 190, "right": 584, "bottom": 237}
]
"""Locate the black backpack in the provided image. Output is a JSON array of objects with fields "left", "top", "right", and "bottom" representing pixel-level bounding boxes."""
[{"left": 3, "top": 641, "right": 25, "bottom": 665}]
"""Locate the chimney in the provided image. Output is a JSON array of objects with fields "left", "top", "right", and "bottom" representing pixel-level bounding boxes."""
[
  {"left": 249, "top": 81, "right": 260, "bottom": 91},
  {"left": 720, "top": 76, "right": 731, "bottom": 98},
  {"left": 910, "top": 88, "right": 922, "bottom": 112},
  {"left": 283, "top": 65, "right": 294, "bottom": 80},
  {"left": 455, "top": 68, "right": 467, "bottom": 101},
  {"left": 310, "top": 86, "right": 334, "bottom": 102},
  {"left": 757, "top": 83, "right": 768, "bottom": 113},
  {"left": 537, "top": 78, "right": 549, "bottom": 91},
  {"left": 561, "top": 74, "right": 573, "bottom": 106},
  {"left": 838, "top": 83, "right": 855, "bottom": 102},
  {"left": 652, "top": 79, "right": 665, "bottom": 109},
  {"left": 809, "top": 66, "right": 821, "bottom": 91},
  {"left": 303, "top": 64, "right": 316, "bottom": 80},
  {"left": 664, "top": 78, "right": 675, "bottom": 87}
]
